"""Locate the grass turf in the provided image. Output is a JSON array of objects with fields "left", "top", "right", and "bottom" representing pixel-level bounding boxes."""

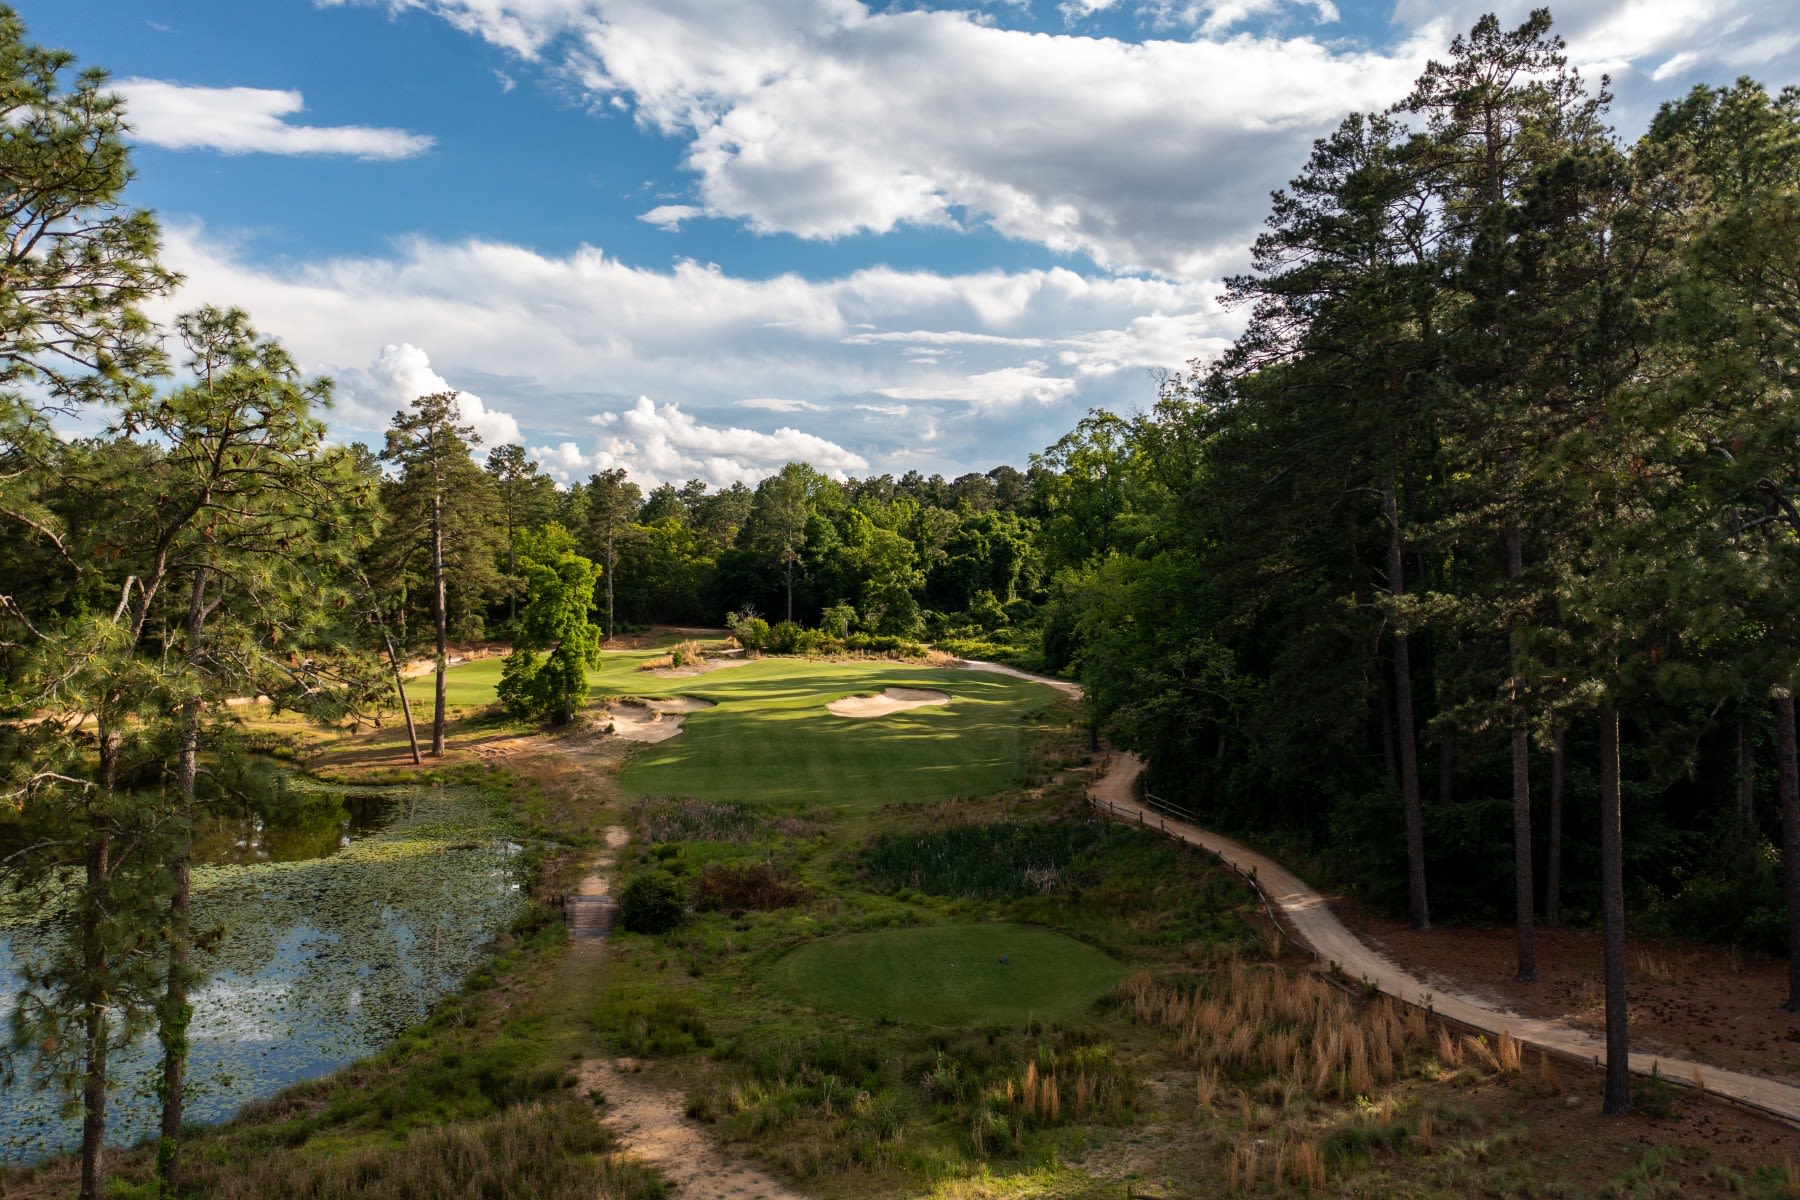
[
  {"left": 765, "top": 922, "right": 1126, "bottom": 1026},
  {"left": 619, "top": 659, "right": 1058, "bottom": 811},
  {"left": 402, "top": 645, "right": 691, "bottom": 712}
]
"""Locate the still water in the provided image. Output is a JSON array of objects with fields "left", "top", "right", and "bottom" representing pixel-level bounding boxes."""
[{"left": 0, "top": 780, "right": 526, "bottom": 1165}]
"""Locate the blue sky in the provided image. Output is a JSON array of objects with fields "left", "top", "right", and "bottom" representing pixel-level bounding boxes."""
[{"left": 31, "top": 0, "right": 1800, "bottom": 487}]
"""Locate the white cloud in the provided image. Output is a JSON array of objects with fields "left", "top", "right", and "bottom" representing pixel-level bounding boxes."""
[
  {"left": 336, "top": 342, "right": 523, "bottom": 450},
  {"left": 740, "top": 397, "right": 828, "bottom": 412},
  {"left": 112, "top": 79, "right": 434, "bottom": 159},
  {"left": 322, "top": 0, "right": 1800, "bottom": 279},
  {"left": 876, "top": 364, "right": 1079, "bottom": 409},
  {"left": 573, "top": 395, "right": 869, "bottom": 487},
  {"left": 639, "top": 203, "right": 706, "bottom": 229},
  {"left": 153, "top": 223, "right": 1234, "bottom": 482}
]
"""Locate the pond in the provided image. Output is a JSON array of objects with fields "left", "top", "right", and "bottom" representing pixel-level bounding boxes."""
[{"left": 0, "top": 779, "right": 527, "bottom": 1166}]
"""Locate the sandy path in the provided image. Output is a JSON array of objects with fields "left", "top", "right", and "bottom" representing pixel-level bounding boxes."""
[
  {"left": 956, "top": 659, "right": 1083, "bottom": 700},
  {"left": 826, "top": 686, "right": 950, "bottom": 718},
  {"left": 577, "top": 1058, "right": 807, "bottom": 1200},
  {"left": 566, "top": 825, "right": 804, "bottom": 1196},
  {"left": 1087, "top": 750, "right": 1800, "bottom": 1125}
]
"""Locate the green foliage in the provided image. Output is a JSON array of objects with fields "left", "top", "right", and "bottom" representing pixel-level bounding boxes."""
[
  {"left": 860, "top": 819, "right": 1108, "bottom": 899},
  {"left": 616, "top": 872, "right": 687, "bottom": 934},
  {"left": 498, "top": 541, "right": 603, "bottom": 725},
  {"left": 589, "top": 988, "right": 713, "bottom": 1056}
]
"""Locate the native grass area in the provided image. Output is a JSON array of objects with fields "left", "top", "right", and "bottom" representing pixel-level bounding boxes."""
[{"left": 5, "top": 639, "right": 1799, "bottom": 1199}]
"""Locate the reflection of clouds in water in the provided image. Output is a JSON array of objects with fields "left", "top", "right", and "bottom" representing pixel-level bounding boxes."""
[{"left": 0, "top": 784, "right": 525, "bottom": 1165}]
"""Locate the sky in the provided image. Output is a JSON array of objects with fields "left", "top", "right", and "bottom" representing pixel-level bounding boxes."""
[{"left": 27, "top": 0, "right": 1800, "bottom": 488}]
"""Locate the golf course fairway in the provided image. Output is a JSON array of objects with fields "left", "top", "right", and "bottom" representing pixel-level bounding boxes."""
[{"left": 619, "top": 658, "right": 1058, "bottom": 809}]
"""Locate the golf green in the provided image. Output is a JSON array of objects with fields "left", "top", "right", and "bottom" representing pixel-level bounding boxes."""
[{"left": 767, "top": 923, "right": 1125, "bottom": 1026}]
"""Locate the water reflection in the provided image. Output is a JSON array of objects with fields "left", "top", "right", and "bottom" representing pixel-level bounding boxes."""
[
  {"left": 189, "top": 789, "right": 394, "bottom": 865},
  {"left": 0, "top": 781, "right": 524, "bottom": 1166}
]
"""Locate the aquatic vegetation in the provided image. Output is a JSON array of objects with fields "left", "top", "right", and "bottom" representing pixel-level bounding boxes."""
[{"left": 0, "top": 780, "right": 526, "bottom": 1165}]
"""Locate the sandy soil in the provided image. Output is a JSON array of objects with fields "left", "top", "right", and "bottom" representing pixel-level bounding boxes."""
[
  {"left": 1337, "top": 903, "right": 1800, "bottom": 1083},
  {"left": 578, "top": 1058, "right": 807, "bottom": 1200},
  {"left": 604, "top": 697, "right": 717, "bottom": 743},
  {"left": 825, "top": 686, "right": 951, "bottom": 718}
]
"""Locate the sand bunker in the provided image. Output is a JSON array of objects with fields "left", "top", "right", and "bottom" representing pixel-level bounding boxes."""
[
  {"left": 826, "top": 687, "right": 952, "bottom": 718},
  {"left": 606, "top": 696, "right": 717, "bottom": 742}
]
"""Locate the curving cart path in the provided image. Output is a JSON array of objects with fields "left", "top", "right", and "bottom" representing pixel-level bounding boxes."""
[{"left": 957, "top": 660, "right": 1800, "bottom": 1126}]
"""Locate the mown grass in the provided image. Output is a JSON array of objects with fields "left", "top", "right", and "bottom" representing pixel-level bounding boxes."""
[
  {"left": 620, "top": 659, "right": 1058, "bottom": 810},
  {"left": 768, "top": 923, "right": 1127, "bottom": 1025}
]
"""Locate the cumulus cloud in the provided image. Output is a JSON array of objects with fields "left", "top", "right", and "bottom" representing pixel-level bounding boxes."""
[
  {"left": 323, "top": 0, "right": 1800, "bottom": 277},
  {"left": 563, "top": 395, "right": 868, "bottom": 487},
  {"left": 335, "top": 342, "right": 523, "bottom": 450},
  {"left": 154, "top": 223, "right": 1231, "bottom": 482},
  {"left": 112, "top": 79, "right": 434, "bottom": 158},
  {"left": 639, "top": 203, "right": 706, "bottom": 229}
]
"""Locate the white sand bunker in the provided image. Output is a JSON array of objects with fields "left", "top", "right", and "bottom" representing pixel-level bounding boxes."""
[
  {"left": 606, "top": 696, "right": 716, "bottom": 742},
  {"left": 827, "top": 687, "right": 952, "bottom": 719}
]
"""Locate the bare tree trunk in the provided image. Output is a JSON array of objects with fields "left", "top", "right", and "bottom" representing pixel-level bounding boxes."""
[
  {"left": 1778, "top": 692, "right": 1800, "bottom": 1012},
  {"left": 159, "top": 569, "right": 207, "bottom": 1195},
  {"left": 604, "top": 538, "right": 616, "bottom": 640},
  {"left": 1599, "top": 700, "right": 1630, "bottom": 1114},
  {"left": 80, "top": 731, "right": 119, "bottom": 1200},
  {"left": 1736, "top": 712, "right": 1757, "bottom": 877},
  {"left": 80, "top": 827, "right": 111, "bottom": 1200},
  {"left": 1546, "top": 726, "right": 1566, "bottom": 927},
  {"left": 432, "top": 490, "right": 447, "bottom": 758},
  {"left": 1507, "top": 524, "right": 1537, "bottom": 981},
  {"left": 1385, "top": 472, "right": 1429, "bottom": 932}
]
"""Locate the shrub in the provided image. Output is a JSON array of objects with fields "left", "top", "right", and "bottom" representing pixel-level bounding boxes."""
[
  {"left": 691, "top": 862, "right": 808, "bottom": 912},
  {"left": 617, "top": 872, "right": 687, "bottom": 934},
  {"left": 768, "top": 619, "right": 804, "bottom": 654}
]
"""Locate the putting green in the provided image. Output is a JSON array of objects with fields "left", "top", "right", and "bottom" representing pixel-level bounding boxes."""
[{"left": 767, "top": 923, "right": 1125, "bottom": 1026}]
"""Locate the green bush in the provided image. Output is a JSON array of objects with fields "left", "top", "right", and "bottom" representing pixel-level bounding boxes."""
[{"left": 617, "top": 872, "right": 687, "bottom": 934}]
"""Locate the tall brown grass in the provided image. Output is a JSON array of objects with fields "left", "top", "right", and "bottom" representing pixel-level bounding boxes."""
[
  {"left": 1116, "top": 961, "right": 1430, "bottom": 1099},
  {"left": 183, "top": 1095, "right": 664, "bottom": 1200}
]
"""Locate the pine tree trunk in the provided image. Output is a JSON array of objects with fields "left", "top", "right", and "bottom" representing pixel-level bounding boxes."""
[
  {"left": 1546, "top": 726, "right": 1566, "bottom": 927},
  {"left": 1777, "top": 693, "right": 1800, "bottom": 1012},
  {"left": 432, "top": 489, "right": 447, "bottom": 758},
  {"left": 1736, "top": 713, "right": 1757, "bottom": 879},
  {"left": 1385, "top": 472, "right": 1429, "bottom": 932},
  {"left": 160, "top": 570, "right": 207, "bottom": 1194},
  {"left": 80, "top": 826, "right": 111, "bottom": 1200},
  {"left": 1599, "top": 700, "right": 1630, "bottom": 1114},
  {"left": 1507, "top": 525, "right": 1537, "bottom": 981},
  {"left": 605, "top": 537, "right": 616, "bottom": 640},
  {"left": 80, "top": 731, "right": 119, "bottom": 1200}
]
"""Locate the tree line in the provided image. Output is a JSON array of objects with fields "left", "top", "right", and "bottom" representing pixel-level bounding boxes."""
[{"left": 1038, "top": 11, "right": 1800, "bottom": 1117}]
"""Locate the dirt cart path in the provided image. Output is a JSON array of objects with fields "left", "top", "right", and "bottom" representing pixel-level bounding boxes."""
[{"left": 1088, "top": 749, "right": 1800, "bottom": 1126}]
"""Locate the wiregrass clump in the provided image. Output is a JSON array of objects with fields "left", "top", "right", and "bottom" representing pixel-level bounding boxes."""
[
  {"left": 859, "top": 818, "right": 1107, "bottom": 899},
  {"left": 184, "top": 1094, "right": 664, "bottom": 1200},
  {"left": 1115, "top": 962, "right": 1432, "bottom": 1100},
  {"left": 629, "top": 795, "right": 810, "bottom": 845},
  {"left": 690, "top": 861, "right": 808, "bottom": 912}
]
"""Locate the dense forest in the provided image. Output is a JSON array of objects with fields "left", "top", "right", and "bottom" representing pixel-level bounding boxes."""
[{"left": 7, "top": 2, "right": 1800, "bottom": 1194}]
